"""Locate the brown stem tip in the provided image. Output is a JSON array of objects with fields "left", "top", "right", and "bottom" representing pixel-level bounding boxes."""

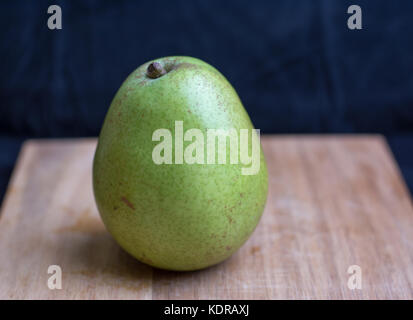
[{"left": 146, "top": 62, "right": 166, "bottom": 79}]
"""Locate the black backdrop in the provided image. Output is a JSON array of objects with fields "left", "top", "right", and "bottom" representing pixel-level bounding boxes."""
[{"left": 1, "top": 0, "right": 413, "bottom": 200}]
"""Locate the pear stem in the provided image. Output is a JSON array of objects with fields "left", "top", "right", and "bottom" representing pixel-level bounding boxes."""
[{"left": 146, "top": 62, "right": 166, "bottom": 79}]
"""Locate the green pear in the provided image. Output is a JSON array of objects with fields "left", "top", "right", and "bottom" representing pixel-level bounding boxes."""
[{"left": 93, "top": 56, "right": 268, "bottom": 271}]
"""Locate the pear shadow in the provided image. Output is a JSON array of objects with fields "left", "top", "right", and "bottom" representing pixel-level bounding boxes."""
[
  {"left": 53, "top": 207, "right": 238, "bottom": 294},
  {"left": 149, "top": 251, "right": 238, "bottom": 286},
  {"left": 54, "top": 218, "right": 153, "bottom": 291},
  {"left": 58, "top": 227, "right": 232, "bottom": 293}
]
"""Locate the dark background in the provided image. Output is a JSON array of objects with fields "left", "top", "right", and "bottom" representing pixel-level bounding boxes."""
[{"left": 1, "top": 0, "right": 412, "bottom": 203}]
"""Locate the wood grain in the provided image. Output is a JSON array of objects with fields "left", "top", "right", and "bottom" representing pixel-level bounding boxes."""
[{"left": 0, "top": 135, "right": 412, "bottom": 299}]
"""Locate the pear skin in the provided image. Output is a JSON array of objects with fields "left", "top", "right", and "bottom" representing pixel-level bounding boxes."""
[{"left": 93, "top": 56, "right": 268, "bottom": 271}]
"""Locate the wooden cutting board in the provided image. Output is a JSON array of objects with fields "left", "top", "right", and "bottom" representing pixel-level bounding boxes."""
[{"left": 0, "top": 135, "right": 412, "bottom": 299}]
